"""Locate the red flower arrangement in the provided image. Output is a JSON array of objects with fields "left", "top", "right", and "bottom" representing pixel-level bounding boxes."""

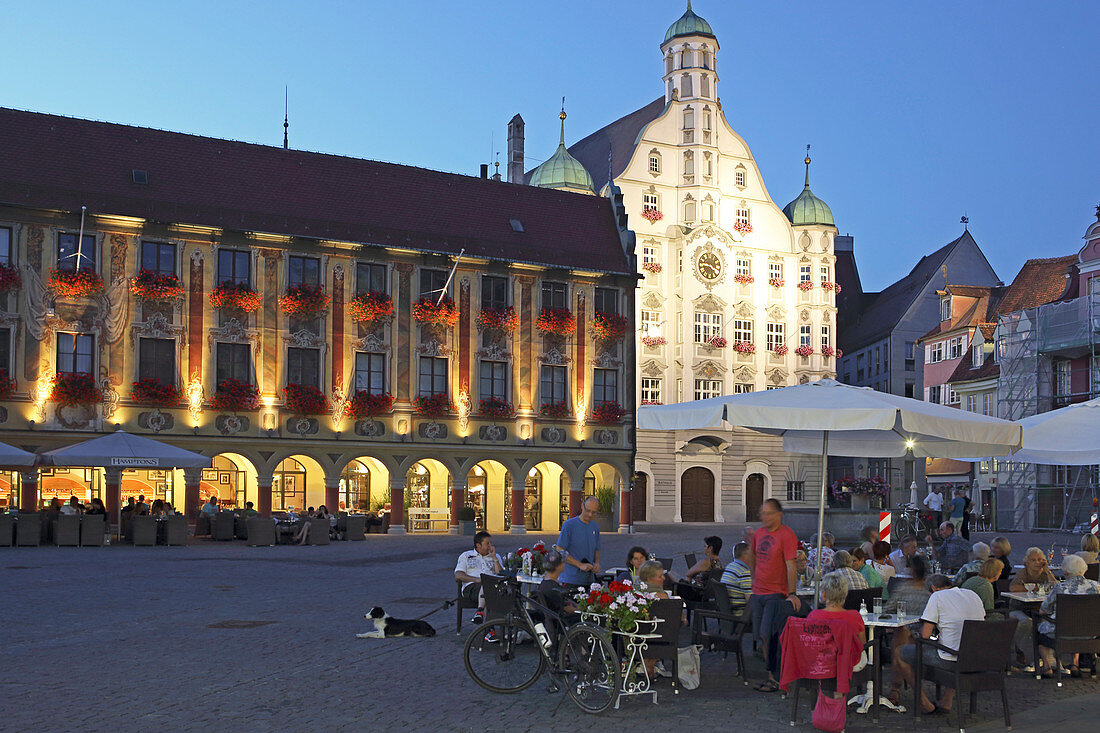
[
  {"left": 476, "top": 305, "right": 518, "bottom": 332},
  {"left": 478, "top": 397, "right": 515, "bottom": 419},
  {"left": 733, "top": 221, "right": 753, "bottom": 234},
  {"left": 797, "top": 280, "right": 815, "bottom": 292},
  {"left": 49, "top": 268, "right": 104, "bottom": 298},
  {"left": 347, "top": 391, "right": 394, "bottom": 419},
  {"left": 282, "top": 383, "right": 329, "bottom": 415},
  {"left": 0, "top": 263, "right": 23, "bottom": 293},
  {"left": 348, "top": 292, "right": 393, "bottom": 323},
  {"left": 413, "top": 392, "right": 453, "bottom": 418},
  {"left": 592, "top": 312, "right": 628, "bottom": 341},
  {"left": 50, "top": 372, "right": 100, "bottom": 406},
  {"left": 641, "top": 208, "right": 663, "bottom": 224},
  {"left": 209, "top": 282, "right": 261, "bottom": 313},
  {"left": 772, "top": 344, "right": 789, "bottom": 356},
  {"left": 820, "top": 281, "right": 836, "bottom": 292},
  {"left": 795, "top": 345, "right": 815, "bottom": 357},
  {"left": 130, "top": 378, "right": 181, "bottom": 407},
  {"left": 130, "top": 270, "right": 184, "bottom": 302},
  {"left": 836, "top": 349, "right": 844, "bottom": 358},
  {"left": 641, "top": 261, "right": 662, "bottom": 274},
  {"left": 768, "top": 277, "right": 785, "bottom": 288},
  {"left": 539, "top": 401, "right": 570, "bottom": 419},
  {"left": 821, "top": 346, "right": 836, "bottom": 358},
  {"left": 732, "top": 341, "right": 756, "bottom": 354},
  {"left": 536, "top": 307, "right": 575, "bottom": 337},
  {"left": 211, "top": 379, "right": 260, "bottom": 412},
  {"left": 0, "top": 369, "right": 15, "bottom": 399},
  {"left": 641, "top": 335, "right": 666, "bottom": 348},
  {"left": 279, "top": 285, "right": 330, "bottom": 320},
  {"left": 707, "top": 336, "right": 728, "bottom": 348},
  {"left": 734, "top": 273, "right": 754, "bottom": 285},
  {"left": 640, "top": 400, "right": 662, "bottom": 406},
  {"left": 412, "top": 296, "right": 459, "bottom": 329},
  {"left": 835, "top": 283, "right": 842, "bottom": 294},
  {"left": 591, "top": 401, "right": 625, "bottom": 424}
]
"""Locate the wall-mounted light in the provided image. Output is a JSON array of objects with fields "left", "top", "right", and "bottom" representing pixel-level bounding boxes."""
[
  {"left": 456, "top": 389, "right": 470, "bottom": 437},
  {"left": 186, "top": 374, "right": 204, "bottom": 427}
]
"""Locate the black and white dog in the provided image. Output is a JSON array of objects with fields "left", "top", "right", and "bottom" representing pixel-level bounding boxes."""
[{"left": 356, "top": 606, "right": 436, "bottom": 639}]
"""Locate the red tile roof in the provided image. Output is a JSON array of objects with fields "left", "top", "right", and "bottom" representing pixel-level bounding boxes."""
[
  {"left": 925, "top": 458, "right": 972, "bottom": 477},
  {"left": 917, "top": 285, "right": 1001, "bottom": 342},
  {"left": 0, "top": 108, "right": 632, "bottom": 274}
]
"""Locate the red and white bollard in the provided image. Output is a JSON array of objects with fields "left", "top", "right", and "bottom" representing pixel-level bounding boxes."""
[
  {"left": 879, "top": 511, "right": 891, "bottom": 542},
  {"left": 1091, "top": 512, "right": 1098, "bottom": 536}
]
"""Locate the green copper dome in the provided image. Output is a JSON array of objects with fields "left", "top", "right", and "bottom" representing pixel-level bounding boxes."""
[
  {"left": 664, "top": 1, "right": 715, "bottom": 43},
  {"left": 530, "top": 113, "right": 594, "bottom": 193},
  {"left": 783, "top": 153, "right": 834, "bottom": 226}
]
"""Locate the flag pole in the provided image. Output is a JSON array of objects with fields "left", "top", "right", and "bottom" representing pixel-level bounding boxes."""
[{"left": 437, "top": 248, "right": 465, "bottom": 306}]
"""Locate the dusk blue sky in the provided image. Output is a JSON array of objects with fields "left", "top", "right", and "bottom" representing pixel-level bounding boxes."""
[{"left": 4, "top": 1, "right": 1097, "bottom": 291}]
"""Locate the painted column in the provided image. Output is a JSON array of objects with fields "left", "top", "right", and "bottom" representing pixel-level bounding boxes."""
[
  {"left": 187, "top": 246, "right": 205, "bottom": 381},
  {"left": 18, "top": 470, "right": 38, "bottom": 513},
  {"left": 104, "top": 467, "right": 122, "bottom": 526},
  {"left": 450, "top": 481, "right": 463, "bottom": 534},
  {"left": 569, "top": 486, "right": 583, "bottom": 519},
  {"left": 619, "top": 473, "right": 632, "bottom": 534},
  {"left": 388, "top": 479, "right": 406, "bottom": 534},
  {"left": 324, "top": 476, "right": 340, "bottom": 515},
  {"left": 183, "top": 467, "right": 202, "bottom": 524},
  {"left": 331, "top": 265, "right": 345, "bottom": 401},
  {"left": 509, "top": 473, "right": 526, "bottom": 534},
  {"left": 256, "top": 474, "right": 273, "bottom": 517}
]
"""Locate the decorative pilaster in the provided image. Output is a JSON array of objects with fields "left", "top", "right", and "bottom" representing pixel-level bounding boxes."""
[
  {"left": 569, "top": 487, "right": 583, "bottom": 519},
  {"left": 183, "top": 468, "right": 202, "bottom": 524},
  {"left": 256, "top": 474, "right": 273, "bottom": 516},
  {"left": 450, "top": 481, "right": 463, "bottom": 534},
  {"left": 576, "top": 290, "right": 586, "bottom": 411},
  {"left": 388, "top": 480, "right": 406, "bottom": 534},
  {"left": 619, "top": 475, "right": 632, "bottom": 533},
  {"left": 509, "top": 473, "right": 526, "bottom": 534},
  {"left": 459, "top": 277, "right": 470, "bottom": 396},
  {"left": 324, "top": 475, "right": 341, "bottom": 514},
  {"left": 331, "top": 265, "right": 345, "bottom": 396},
  {"left": 258, "top": 249, "right": 282, "bottom": 396},
  {"left": 187, "top": 247, "right": 205, "bottom": 382},
  {"left": 104, "top": 467, "right": 122, "bottom": 525},
  {"left": 517, "top": 275, "right": 534, "bottom": 409},
  {"left": 18, "top": 470, "right": 38, "bottom": 513},
  {"left": 394, "top": 263, "right": 413, "bottom": 404}
]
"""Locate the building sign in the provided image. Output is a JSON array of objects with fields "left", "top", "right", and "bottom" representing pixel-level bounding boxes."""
[{"left": 109, "top": 457, "right": 160, "bottom": 467}]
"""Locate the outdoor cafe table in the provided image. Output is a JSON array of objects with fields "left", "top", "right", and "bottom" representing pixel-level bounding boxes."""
[{"left": 848, "top": 612, "right": 923, "bottom": 720}]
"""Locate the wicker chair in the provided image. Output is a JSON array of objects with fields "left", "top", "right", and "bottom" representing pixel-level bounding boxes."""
[
  {"left": 246, "top": 517, "right": 276, "bottom": 546},
  {"left": 164, "top": 515, "right": 188, "bottom": 545},
  {"left": 344, "top": 514, "right": 367, "bottom": 541},
  {"left": 131, "top": 515, "right": 157, "bottom": 546},
  {"left": 16, "top": 513, "right": 41, "bottom": 546},
  {"left": 0, "top": 513, "right": 14, "bottom": 546},
  {"left": 80, "top": 514, "right": 106, "bottom": 546},
  {"left": 308, "top": 518, "right": 331, "bottom": 545},
  {"left": 53, "top": 515, "right": 81, "bottom": 546},
  {"left": 212, "top": 512, "right": 236, "bottom": 541}
]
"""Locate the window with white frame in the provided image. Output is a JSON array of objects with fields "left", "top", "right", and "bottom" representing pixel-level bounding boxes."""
[
  {"left": 140, "top": 241, "right": 176, "bottom": 276},
  {"left": 643, "top": 193, "right": 659, "bottom": 212},
  {"left": 354, "top": 352, "right": 386, "bottom": 395},
  {"left": 642, "top": 245, "right": 658, "bottom": 265},
  {"left": 693, "top": 312, "right": 721, "bottom": 343},
  {"left": 979, "top": 460, "right": 990, "bottom": 474},
  {"left": 1054, "top": 359, "right": 1071, "bottom": 396},
  {"left": 356, "top": 262, "right": 388, "bottom": 296},
  {"left": 733, "top": 319, "right": 753, "bottom": 343},
  {"left": 641, "top": 310, "right": 662, "bottom": 337},
  {"left": 768, "top": 262, "right": 783, "bottom": 282},
  {"left": 218, "top": 249, "right": 251, "bottom": 285},
  {"left": 0, "top": 226, "right": 11, "bottom": 265},
  {"left": 799, "top": 264, "right": 811, "bottom": 283},
  {"left": 286, "top": 347, "right": 320, "bottom": 387},
  {"left": 694, "top": 379, "right": 722, "bottom": 400},
  {"left": 927, "top": 341, "right": 944, "bottom": 364},
  {"left": 649, "top": 155, "right": 660, "bottom": 174},
  {"left": 948, "top": 335, "right": 965, "bottom": 359},
  {"left": 702, "top": 201, "right": 714, "bottom": 222},
  {"left": 966, "top": 393, "right": 977, "bottom": 412},
  {"left": 418, "top": 356, "right": 448, "bottom": 397},
  {"left": 683, "top": 152, "right": 694, "bottom": 177},
  {"left": 57, "top": 232, "right": 96, "bottom": 272},
  {"left": 973, "top": 343, "right": 985, "bottom": 368},
  {"left": 735, "top": 258, "right": 751, "bottom": 278},
  {"left": 799, "top": 325, "right": 811, "bottom": 348},
  {"left": 677, "top": 312, "right": 683, "bottom": 342},
  {"left": 766, "top": 322, "right": 785, "bottom": 351},
  {"left": 982, "top": 392, "right": 994, "bottom": 416},
  {"left": 940, "top": 296, "right": 952, "bottom": 322},
  {"left": 288, "top": 255, "right": 321, "bottom": 288},
  {"left": 733, "top": 383, "right": 754, "bottom": 394},
  {"left": 819, "top": 266, "right": 830, "bottom": 283},
  {"left": 734, "top": 169, "right": 746, "bottom": 188},
  {"left": 641, "top": 378, "right": 662, "bottom": 404},
  {"left": 684, "top": 200, "right": 696, "bottom": 222},
  {"left": 683, "top": 108, "right": 694, "bottom": 129},
  {"left": 540, "top": 281, "right": 568, "bottom": 309},
  {"left": 216, "top": 343, "right": 251, "bottom": 385},
  {"left": 736, "top": 207, "right": 750, "bottom": 226},
  {"left": 947, "top": 387, "right": 959, "bottom": 404},
  {"left": 926, "top": 385, "right": 942, "bottom": 404},
  {"left": 820, "top": 326, "right": 830, "bottom": 350},
  {"left": 786, "top": 481, "right": 805, "bottom": 501}
]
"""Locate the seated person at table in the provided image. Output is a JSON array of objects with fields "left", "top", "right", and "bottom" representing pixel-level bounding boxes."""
[
  {"left": 851, "top": 547, "right": 885, "bottom": 598},
  {"left": 830, "top": 550, "right": 869, "bottom": 592},
  {"left": 959, "top": 558, "right": 1002, "bottom": 618},
  {"left": 926, "top": 522, "right": 969, "bottom": 571},
  {"left": 455, "top": 531, "right": 503, "bottom": 623},
  {"left": 1010, "top": 546, "right": 1056, "bottom": 592},
  {"left": 1036, "top": 554, "right": 1100, "bottom": 678},
  {"left": 635, "top": 560, "right": 671, "bottom": 598},
  {"left": 201, "top": 497, "right": 218, "bottom": 520},
  {"left": 952, "top": 541, "right": 992, "bottom": 585},
  {"left": 85, "top": 498, "right": 107, "bottom": 516},
  {"left": 365, "top": 503, "right": 390, "bottom": 531},
  {"left": 134, "top": 495, "right": 150, "bottom": 516},
  {"left": 242, "top": 501, "right": 259, "bottom": 517},
  {"left": 293, "top": 508, "right": 316, "bottom": 544},
  {"left": 886, "top": 555, "right": 930, "bottom": 617},
  {"left": 686, "top": 535, "right": 724, "bottom": 579},
  {"left": 150, "top": 499, "right": 165, "bottom": 517},
  {"left": 720, "top": 542, "right": 753, "bottom": 614},
  {"left": 871, "top": 542, "right": 896, "bottom": 585},
  {"left": 60, "top": 496, "right": 83, "bottom": 516},
  {"left": 991, "top": 536, "right": 1013, "bottom": 580},
  {"left": 793, "top": 549, "right": 810, "bottom": 587},
  {"left": 616, "top": 546, "right": 649, "bottom": 583},
  {"left": 1076, "top": 533, "right": 1099, "bottom": 565},
  {"left": 889, "top": 536, "right": 918, "bottom": 577},
  {"left": 803, "top": 572, "right": 867, "bottom": 700},
  {"left": 807, "top": 532, "right": 836, "bottom": 575},
  {"left": 892, "top": 573, "right": 986, "bottom": 714},
  {"left": 537, "top": 550, "right": 578, "bottom": 619},
  {"left": 316, "top": 504, "right": 338, "bottom": 538}
]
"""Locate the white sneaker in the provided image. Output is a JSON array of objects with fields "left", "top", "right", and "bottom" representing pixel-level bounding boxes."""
[{"left": 654, "top": 661, "right": 672, "bottom": 678}]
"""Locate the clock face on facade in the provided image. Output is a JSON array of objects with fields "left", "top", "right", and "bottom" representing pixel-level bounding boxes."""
[{"left": 697, "top": 251, "right": 722, "bottom": 281}]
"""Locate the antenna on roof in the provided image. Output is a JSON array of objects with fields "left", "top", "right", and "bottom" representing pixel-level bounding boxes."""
[
  {"left": 960, "top": 214, "right": 969, "bottom": 230},
  {"left": 283, "top": 86, "right": 289, "bottom": 150}
]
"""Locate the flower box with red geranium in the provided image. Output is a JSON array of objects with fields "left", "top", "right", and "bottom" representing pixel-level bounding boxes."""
[
  {"left": 539, "top": 401, "right": 570, "bottom": 419},
  {"left": 209, "top": 282, "right": 261, "bottom": 313},
  {"left": 797, "top": 280, "right": 815, "bottom": 292},
  {"left": 130, "top": 378, "right": 181, "bottom": 407},
  {"left": 575, "top": 579, "right": 660, "bottom": 634},
  {"left": 591, "top": 401, "right": 625, "bottom": 424},
  {"left": 795, "top": 345, "right": 814, "bottom": 357},
  {"left": 211, "top": 379, "right": 260, "bottom": 412},
  {"left": 732, "top": 341, "right": 755, "bottom": 354},
  {"left": 282, "top": 383, "right": 329, "bottom": 415},
  {"left": 768, "top": 277, "right": 785, "bottom": 288},
  {"left": 130, "top": 270, "right": 184, "bottom": 302},
  {"left": 50, "top": 372, "right": 100, "bottom": 406},
  {"left": 820, "top": 281, "right": 836, "bottom": 292},
  {"left": 592, "top": 312, "right": 628, "bottom": 341},
  {"left": 734, "top": 273, "right": 754, "bottom": 285},
  {"left": 0, "top": 263, "right": 23, "bottom": 293},
  {"left": 640, "top": 400, "right": 662, "bottom": 406},
  {"left": 772, "top": 344, "right": 789, "bottom": 356},
  {"left": 641, "top": 261, "right": 662, "bottom": 274},
  {"left": 641, "top": 335, "right": 666, "bottom": 348},
  {"left": 0, "top": 369, "right": 15, "bottom": 399},
  {"left": 49, "top": 269, "right": 104, "bottom": 298},
  {"left": 536, "top": 307, "right": 575, "bottom": 337},
  {"left": 733, "top": 220, "right": 753, "bottom": 235},
  {"left": 279, "top": 285, "right": 330, "bottom": 320},
  {"left": 412, "top": 296, "right": 459, "bottom": 329},
  {"left": 707, "top": 336, "right": 728, "bottom": 349},
  {"left": 821, "top": 346, "right": 836, "bottom": 358},
  {"left": 641, "top": 208, "right": 663, "bottom": 224},
  {"left": 476, "top": 305, "right": 518, "bottom": 333},
  {"left": 836, "top": 349, "right": 844, "bottom": 358},
  {"left": 413, "top": 393, "right": 453, "bottom": 418},
  {"left": 347, "top": 391, "right": 394, "bottom": 419},
  {"left": 348, "top": 292, "right": 394, "bottom": 324},
  {"left": 478, "top": 397, "right": 515, "bottom": 420}
]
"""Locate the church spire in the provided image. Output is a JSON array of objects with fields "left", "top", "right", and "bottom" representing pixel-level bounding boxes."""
[
  {"left": 559, "top": 97, "right": 567, "bottom": 146},
  {"left": 804, "top": 144, "right": 811, "bottom": 188}
]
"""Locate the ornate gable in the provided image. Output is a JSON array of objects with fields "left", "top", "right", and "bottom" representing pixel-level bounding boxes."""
[{"left": 694, "top": 359, "right": 726, "bottom": 377}]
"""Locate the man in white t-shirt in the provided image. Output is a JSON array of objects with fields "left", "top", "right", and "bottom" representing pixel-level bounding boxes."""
[
  {"left": 455, "top": 531, "right": 503, "bottom": 623},
  {"left": 922, "top": 487, "right": 944, "bottom": 527},
  {"left": 895, "top": 574, "right": 986, "bottom": 714}
]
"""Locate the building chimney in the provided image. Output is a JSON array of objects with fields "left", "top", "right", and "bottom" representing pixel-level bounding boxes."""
[
  {"left": 507, "top": 114, "right": 525, "bottom": 183},
  {"left": 479, "top": 164, "right": 488, "bottom": 179}
]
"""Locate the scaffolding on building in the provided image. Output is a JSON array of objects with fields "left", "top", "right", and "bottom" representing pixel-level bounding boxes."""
[{"left": 996, "top": 292, "right": 1100, "bottom": 531}]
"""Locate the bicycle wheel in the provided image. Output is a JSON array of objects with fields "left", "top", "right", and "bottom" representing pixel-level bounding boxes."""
[
  {"left": 558, "top": 623, "right": 621, "bottom": 714},
  {"left": 464, "top": 619, "right": 546, "bottom": 694}
]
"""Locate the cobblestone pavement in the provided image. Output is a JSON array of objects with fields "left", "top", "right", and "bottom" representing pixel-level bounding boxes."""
[{"left": 3, "top": 524, "right": 1097, "bottom": 732}]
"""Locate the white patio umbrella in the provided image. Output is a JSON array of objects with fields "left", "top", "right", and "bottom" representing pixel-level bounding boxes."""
[
  {"left": 1009, "top": 397, "right": 1100, "bottom": 465},
  {"left": 38, "top": 430, "right": 210, "bottom": 468},
  {"left": 0, "top": 441, "right": 36, "bottom": 467},
  {"left": 638, "top": 378, "right": 1022, "bottom": 604}
]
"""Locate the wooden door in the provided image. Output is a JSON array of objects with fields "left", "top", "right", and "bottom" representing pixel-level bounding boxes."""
[
  {"left": 681, "top": 467, "right": 714, "bottom": 522},
  {"left": 745, "top": 473, "right": 765, "bottom": 522},
  {"left": 632, "top": 473, "right": 647, "bottom": 522}
]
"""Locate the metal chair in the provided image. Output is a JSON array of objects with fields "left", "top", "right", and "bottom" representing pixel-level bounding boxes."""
[
  {"left": 842, "top": 586, "right": 882, "bottom": 611},
  {"left": 1033, "top": 594, "right": 1100, "bottom": 687},
  {"left": 692, "top": 578, "right": 750, "bottom": 684},
  {"left": 646, "top": 598, "right": 686, "bottom": 694},
  {"left": 455, "top": 578, "right": 482, "bottom": 634},
  {"left": 656, "top": 557, "right": 673, "bottom": 571},
  {"left": 684, "top": 552, "right": 698, "bottom": 570}
]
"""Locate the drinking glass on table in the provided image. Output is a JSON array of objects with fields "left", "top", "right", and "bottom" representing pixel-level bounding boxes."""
[
  {"left": 1025, "top": 583, "right": 1037, "bottom": 597},
  {"left": 873, "top": 597, "right": 884, "bottom": 616},
  {"left": 896, "top": 599, "right": 907, "bottom": 618}
]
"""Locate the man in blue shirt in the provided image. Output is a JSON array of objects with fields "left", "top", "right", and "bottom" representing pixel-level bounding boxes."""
[
  {"left": 720, "top": 541, "right": 753, "bottom": 613},
  {"left": 555, "top": 496, "right": 602, "bottom": 587}
]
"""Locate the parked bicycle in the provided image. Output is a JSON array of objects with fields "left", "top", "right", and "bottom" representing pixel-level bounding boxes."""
[
  {"left": 894, "top": 502, "right": 930, "bottom": 539},
  {"left": 463, "top": 575, "right": 622, "bottom": 714}
]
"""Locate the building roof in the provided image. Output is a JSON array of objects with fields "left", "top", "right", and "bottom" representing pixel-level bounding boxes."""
[
  {"left": 782, "top": 155, "right": 833, "bottom": 227},
  {"left": 529, "top": 115, "right": 594, "bottom": 193},
  {"left": 664, "top": 2, "right": 716, "bottom": 43},
  {"left": 556, "top": 97, "right": 667, "bottom": 189},
  {"left": 917, "top": 285, "right": 1003, "bottom": 342},
  {"left": 0, "top": 108, "right": 633, "bottom": 275},
  {"left": 925, "top": 458, "right": 972, "bottom": 477}
]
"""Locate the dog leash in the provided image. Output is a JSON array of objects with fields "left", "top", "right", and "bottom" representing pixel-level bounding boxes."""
[{"left": 411, "top": 598, "right": 457, "bottom": 621}]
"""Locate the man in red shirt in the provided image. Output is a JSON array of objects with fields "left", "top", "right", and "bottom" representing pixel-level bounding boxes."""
[{"left": 749, "top": 497, "right": 802, "bottom": 691}]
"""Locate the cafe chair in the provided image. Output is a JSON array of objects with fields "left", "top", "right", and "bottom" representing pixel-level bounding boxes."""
[
  {"left": 344, "top": 514, "right": 366, "bottom": 541},
  {"left": 1033, "top": 594, "right": 1100, "bottom": 687},
  {"left": 685, "top": 552, "right": 698, "bottom": 570},
  {"left": 80, "top": 514, "right": 106, "bottom": 546},
  {"left": 691, "top": 578, "right": 751, "bottom": 684},
  {"left": 781, "top": 617, "right": 868, "bottom": 727},
  {"left": 656, "top": 557, "right": 673, "bottom": 571},
  {"left": 646, "top": 598, "right": 686, "bottom": 694},
  {"left": 245, "top": 517, "right": 276, "bottom": 546},
  {"left": 0, "top": 513, "right": 14, "bottom": 546},
  {"left": 16, "top": 513, "right": 42, "bottom": 546},
  {"left": 53, "top": 514, "right": 81, "bottom": 546},
  {"left": 1085, "top": 564, "right": 1099, "bottom": 582},
  {"left": 165, "top": 515, "right": 188, "bottom": 546},
  {"left": 212, "top": 512, "right": 236, "bottom": 541},
  {"left": 914, "top": 618, "right": 1017, "bottom": 732},
  {"left": 842, "top": 586, "right": 882, "bottom": 611},
  {"left": 307, "top": 518, "right": 330, "bottom": 545},
  {"left": 454, "top": 578, "right": 481, "bottom": 635},
  {"left": 131, "top": 515, "right": 157, "bottom": 546}
]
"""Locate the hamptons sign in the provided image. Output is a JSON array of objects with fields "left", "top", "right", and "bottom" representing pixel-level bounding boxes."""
[{"left": 109, "top": 457, "right": 160, "bottom": 467}]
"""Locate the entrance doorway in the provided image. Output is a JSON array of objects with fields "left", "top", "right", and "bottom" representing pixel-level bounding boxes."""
[
  {"left": 632, "top": 473, "right": 647, "bottom": 522},
  {"left": 745, "top": 473, "right": 765, "bottom": 522},
  {"left": 680, "top": 467, "right": 714, "bottom": 522}
]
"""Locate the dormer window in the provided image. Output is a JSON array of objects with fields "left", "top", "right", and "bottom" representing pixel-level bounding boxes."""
[
  {"left": 973, "top": 342, "right": 985, "bottom": 368},
  {"left": 940, "top": 296, "right": 952, "bottom": 323}
]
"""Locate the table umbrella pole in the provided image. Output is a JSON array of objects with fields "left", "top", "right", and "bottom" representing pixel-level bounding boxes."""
[{"left": 813, "top": 430, "right": 829, "bottom": 610}]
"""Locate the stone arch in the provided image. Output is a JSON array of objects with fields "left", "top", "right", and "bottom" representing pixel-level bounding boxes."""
[
  {"left": 271, "top": 454, "right": 326, "bottom": 513},
  {"left": 337, "top": 455, "right": 391, "bottom": 513},
  {"left": 680, "top": 465, "right": 715, "bottom": 522},
  {"left": 467, "top": 458, "right": 511, "bottom": 533}
]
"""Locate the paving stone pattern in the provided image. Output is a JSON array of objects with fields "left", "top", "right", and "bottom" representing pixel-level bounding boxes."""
[{"left": 2, "top": 525, "right": 1096, "bottom": 732}]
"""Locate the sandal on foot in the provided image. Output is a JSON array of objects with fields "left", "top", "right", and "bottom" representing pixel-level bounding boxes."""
[{"left": 755, "top": 680, "right": 780, "bottom": 693}]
